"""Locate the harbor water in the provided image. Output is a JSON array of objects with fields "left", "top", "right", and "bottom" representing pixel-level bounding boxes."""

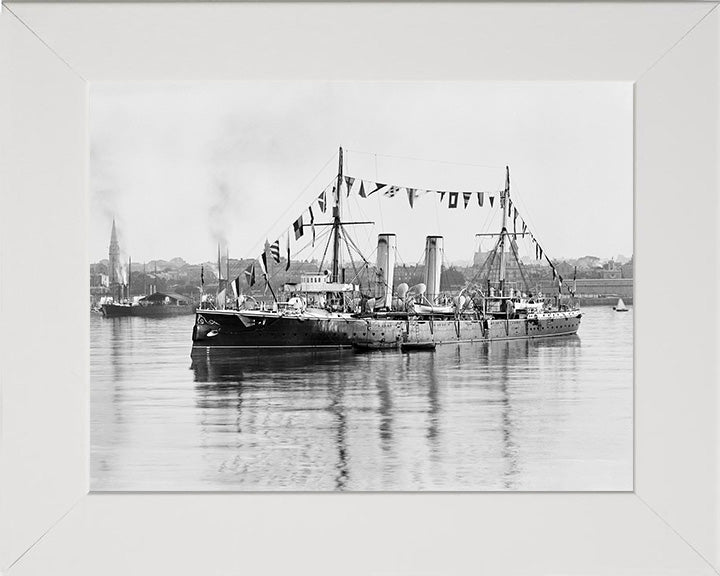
[{"left": 91, "top": 306, "right": 633, "bottom": 491}]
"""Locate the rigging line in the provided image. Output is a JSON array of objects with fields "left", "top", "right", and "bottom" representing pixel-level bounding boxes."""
[
  {"left": 349, "top": 184, "right": 374, "bottom": 251},
  {"left": 339, "top": 229, "right": 363, "bottom": 286},
  {"left": 345, "top": 150, "right": 374, "bottom": 250},
  {"left": 345, "top": 148, "right": 506, "bottom": 170},
  {"left": 317, "top": 225, "right": 335, "bottom": 273},
  {"left": 512, "top": 198, "right": 556, "bottom": 268},
  {"left": 508, "top": 234, "right": 531, "bottom": 293},
  {"left": 244, "top": 154, "right": 338, "bottom": 258},
  {"left": 477, "top": 196, "right": 498, "bottom": 238},
  {"left": 263, "top": 228, "right": 333, "bottom": 287},
  {"left": 374, "top": 153, "right": 386, "bottom": 231},
  {"left": 469, "top": 235, "right": 502, "bottom": 287},
  {"left": 343, "top": 228, "right": 374, "bottom": 269},
  {"left": 408, "top": 247, "right": 426, "bottom": 286},
  {"left": 509, "top": 179, "right": 552, "bottom": 263},
  {"left": 509, "top": 182, "right": 539, "bottom": 238}
]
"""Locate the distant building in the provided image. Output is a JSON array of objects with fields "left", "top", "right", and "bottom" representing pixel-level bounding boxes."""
[
  {"left": 601, "top": 260, "right": 622, "bottom": 280},
  {"left": 621, "top": 258, "right": 633, "bottom": 279},
  {"left": 473, "top": 250, "right": 493, "bottom": 268},
  {"left": 90, "top": 273, "right": 109, "bottom": 288},
  {"left": 108, "top": 218, "right": 120, "bottom": 286},
  {"left": 394, "top": 264, "right": 424, "bottom": 287}
]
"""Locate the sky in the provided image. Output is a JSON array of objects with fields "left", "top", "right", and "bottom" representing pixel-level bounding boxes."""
[{"left": 90, "top": 82, "right": 632, "bottom": 266}]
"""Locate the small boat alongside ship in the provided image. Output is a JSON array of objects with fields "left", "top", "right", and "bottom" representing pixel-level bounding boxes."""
[{"left": 192, "top": 148, "right": 581, "bottom": 353}]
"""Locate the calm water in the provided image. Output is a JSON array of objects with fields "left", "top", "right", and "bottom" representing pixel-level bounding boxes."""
[{"left": 91, "top": 306, "right": 633, "bottom": 491}]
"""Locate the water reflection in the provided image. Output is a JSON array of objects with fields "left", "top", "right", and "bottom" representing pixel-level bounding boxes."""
[
  {"left": 187, "top": 336, "right": 584, "bottom": 491},
  {"left": 92, "top": 308, "right": 631, "bottom": 491}
]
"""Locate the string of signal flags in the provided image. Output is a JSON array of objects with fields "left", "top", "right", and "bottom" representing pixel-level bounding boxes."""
[{"left": 233, "top": 173, "right": 564, "bottom": 291}]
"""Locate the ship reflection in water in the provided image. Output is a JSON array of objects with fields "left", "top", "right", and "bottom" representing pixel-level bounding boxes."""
[{"left": 91, "top": 306, "right": 632, "bottom": 491}]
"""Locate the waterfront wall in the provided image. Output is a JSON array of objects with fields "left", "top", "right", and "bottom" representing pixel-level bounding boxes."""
[{"left": 537, "top": 278, "right": 633, "bottom": 298}]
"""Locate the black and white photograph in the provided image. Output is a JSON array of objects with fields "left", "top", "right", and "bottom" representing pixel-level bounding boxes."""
[{"left": 90, "top": 81, "right": 633, "bottom": 491}]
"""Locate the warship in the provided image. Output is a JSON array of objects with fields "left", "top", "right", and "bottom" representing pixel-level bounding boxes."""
[{"left": 191, "top": 148, "right": 581, "bottom": 352}]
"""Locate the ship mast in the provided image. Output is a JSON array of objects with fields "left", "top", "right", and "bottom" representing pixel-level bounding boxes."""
[
  {"left": 331, "top": 147, "right": 343, "bottom": 283},
  {"left": 498, "top": 166, "right": 510, "bottom": 296}
]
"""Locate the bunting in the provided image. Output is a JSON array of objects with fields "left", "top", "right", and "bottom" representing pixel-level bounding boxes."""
[
  {"left": 286, "top": 235, "right": 291, "bottom": 271},
  {"left": 200, "top": 265, "right": 204, "bottom": 287},
  {"left": 270, "top": 240, "right": 281, "bottom": 264},
  {"left": 309, "top": 206, "right": 316, "bottom": 247},
  {"left": 489, "top": 196, "right": 495, "bottom": 207},
  {"left": 368, "top": 182, "right": 387, "bottom": 196},
  {"left": 337, "top": 175, "right": 505, "bottom": 210},
  {"left": 448, "top": 192, "right": 459, "bottom": 208},
  {"left": 260, "top": 252, "right": 268, "bottom": 275},
  {"left": 293, "top": 215, "right": 304, "bottom": 240},
  {"left": 231, "top": 276, "right": 241, "bottom": 297},
  {"left": 244, "top": 263, "right": 255, "bottom": 286},
  {"left": 407, "top": 188, "right": 416, "bottom": 208},
  {"left": 318, "top": 189, "right": 327, "bottom": 213}
]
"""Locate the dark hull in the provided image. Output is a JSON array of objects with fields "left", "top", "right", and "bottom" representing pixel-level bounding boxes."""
[
  {"left": 192, "top": 309, "right": 581, "bottom": 350},
  {"left": 102, "top": 303, "right": 196, "bottom": 318}
]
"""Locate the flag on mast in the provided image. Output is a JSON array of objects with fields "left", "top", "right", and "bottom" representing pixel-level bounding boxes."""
[
  {"left": 407, "top": 188, "right": 416, "bottom": 208},
  {"left": 285, "top": 234, "right": 291, "bottom": 271},
  {"left": 244, "top": 263, "right": 255, "bottom": 286},
  {"left": 231, "top": 276, "right": 241, "bottom": 297},
  {"left": 270, "top": 240, "right": 281, "bottom": 264},
  {"left": 293, "top": 215, "right": 304, "bottom": 239},
  {"left": 309, "top": 206, "right": 316, "bottom": 247}
]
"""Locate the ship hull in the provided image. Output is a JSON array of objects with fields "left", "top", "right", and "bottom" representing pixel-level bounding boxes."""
[
  {"left": 191, "top": 309, "right": 582, "bottom": 351},
  {"left": 102, "top": 304, "right": 196, "bottom": 318}
]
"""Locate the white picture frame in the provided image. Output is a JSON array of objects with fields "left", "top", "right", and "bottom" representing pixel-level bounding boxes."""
[{"left": 1, "top": 2, "right": 718, "bottom": 574}]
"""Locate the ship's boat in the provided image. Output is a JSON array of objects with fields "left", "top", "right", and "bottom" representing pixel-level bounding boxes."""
[
  {"left": 412, "top": 303, "right": 455, "bottom": 315},
  {"left": 191, "top": 148, "right": 581, "bottom": 353}
]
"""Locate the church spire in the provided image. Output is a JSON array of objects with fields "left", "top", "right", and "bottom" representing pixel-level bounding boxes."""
[{"left": 109, "top": 217, "right": 121, "bottom": 286}]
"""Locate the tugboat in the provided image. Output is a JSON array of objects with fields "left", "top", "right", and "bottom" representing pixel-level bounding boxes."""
[{"left": 191, "top": 148, "right": 581, "bottom": 352}]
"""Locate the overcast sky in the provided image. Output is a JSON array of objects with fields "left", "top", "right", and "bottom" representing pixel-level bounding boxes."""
[{"left": 90, "top": 82, "right": 632, "bottom": 266}]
